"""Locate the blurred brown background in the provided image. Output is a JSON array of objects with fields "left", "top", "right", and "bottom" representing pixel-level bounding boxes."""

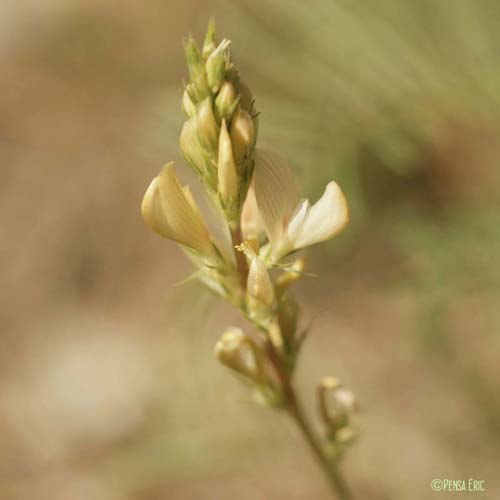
[{"left": 1, "top": 1, "right": 500, "bottom": 499}]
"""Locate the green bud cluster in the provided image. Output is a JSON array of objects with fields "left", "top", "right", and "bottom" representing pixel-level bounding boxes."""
[{"left": 179, "top": 19, "right": 258, "bottom": 227}]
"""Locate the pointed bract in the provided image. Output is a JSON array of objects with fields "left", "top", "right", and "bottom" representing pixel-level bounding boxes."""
[
  {"left": 202, "top": 18, "right": 217, "bottom": 59},
  {"left": 184, "top": 37, "right": 209, "bottom": 101}
]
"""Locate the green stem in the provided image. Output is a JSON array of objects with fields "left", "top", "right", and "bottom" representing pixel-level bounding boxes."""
[
  {"left": 229, "top": 218, "right": 352, "bottom": 500},
  {"left": 264, "top": 338, "right": 353, "bottom": 500}
]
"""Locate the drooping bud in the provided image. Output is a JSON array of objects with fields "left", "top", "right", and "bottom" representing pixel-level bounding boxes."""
[
  {"left": 196, "top": 97, "right": 219, "bottom": 152},
  {"left": 247, "top": 256, "right": 275, "bottom": 307},
  {"left": 318, "top": 377, "right": 357, "bottom": 440},
  {"left": 215, "top": 81, "right": 240, "bottom": 123},
  {"left": 218, "top": 119, "right": 238, "bottom": 204},
  {"left": 230, "top": 107, "right": 255, "bottom": 167},
  {"left": 182, "top": 89, "right": 196, "bottom": 118},
  {"left": 214, "top": 327, "right": 264, "bottom": 383},
  {"left": 206, "top": 39, "right": 231, "bottom": 94},
  {"left": 202, "top": 18, "right": 217, "bottom": 59},
  {"left": 184, "top": 36, "right": 209, "bottom": 102}
]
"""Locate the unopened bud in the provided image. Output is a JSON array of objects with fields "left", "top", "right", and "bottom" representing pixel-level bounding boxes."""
[
  {"left": 180, "top": 117, "right": 206, "bottom": 175},
  {"left": 230, "top": 107, "right": 255, "bottom": 167},
  {"left": 318, "top": 377, "right": 357, "bottom": 437},
  {"left": 184, "top": 37, "right": 209, "bottom": 102},
  {"left": 215, "top": 81, "right": 240, "bottom": 122},
  {"left": 247, "top": 256, "right": 275, "bottom": 307},
  {"left": 206, "top": 39, "right": 231, "bottom": 94},
  {"left": 241, "top": 183, "right": 265, "bottom": 240},
  {"left": 202, "top": 18, "right": 217, "bottom": 59},
  {"left": 196, "top": 97, "right": 219, "bottom": 152},
  {"left": 215, "top": 327, "right": 264, "bottom": 382},
  {"left": 218, "top": 119, "right": 238, "bottom": 204},
  {"left": 182, "top": 89, "right": 196, "bottom": 118}
]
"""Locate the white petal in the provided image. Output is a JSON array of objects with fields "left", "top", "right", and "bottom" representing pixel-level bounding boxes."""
[
  {"left": 286, "top": 199, "right": 310, "bottom": 243},
  {"left": 292, "top": 181, "right": 349, "bottom": 250},
  {"left": 253, "top": 149, "right": 299, "bottom": 247}
]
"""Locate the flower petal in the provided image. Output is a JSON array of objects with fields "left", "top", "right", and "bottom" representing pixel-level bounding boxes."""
[
  {"left": 141, "top": 163, "right": 213, "bottom": 255},
  {"left": 253, "top": 149, "right": 299, "bottom": 247},
  {"left": 292, "top": 181, "right": 349, "bottom": 250},
  {"left": 141, "top": 176, "right": 175, "bottom": 239},
  {"left": 286, "top": 199, "right": 310, "bottom": 243}
]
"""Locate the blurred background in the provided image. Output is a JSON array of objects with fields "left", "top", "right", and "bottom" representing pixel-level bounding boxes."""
[{"left": 1, "top": 1, "right": 500, "bottom": 498}]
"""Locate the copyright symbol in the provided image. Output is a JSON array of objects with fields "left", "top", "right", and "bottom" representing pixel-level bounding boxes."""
[{"left": 431, "top": 479, "right": 443, "bottom": 491}]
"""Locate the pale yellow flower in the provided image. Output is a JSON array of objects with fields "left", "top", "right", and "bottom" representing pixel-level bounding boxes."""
[
  {"left": 141, "top": 162, "right": 214, "bottom": 257},
  {"left": 253, "top": 149, "right": 349, "bottom": 260}
]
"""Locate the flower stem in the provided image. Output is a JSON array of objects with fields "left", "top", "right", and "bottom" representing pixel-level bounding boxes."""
[
  {"left": 264, "top": 338, "right": 353, "bottom": 500},
  {"left": 230, "top": 224, "right": 249, "bottom": 288},
  {"left": 229, "top": 220, "right": 352, "bottom": 500}
]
